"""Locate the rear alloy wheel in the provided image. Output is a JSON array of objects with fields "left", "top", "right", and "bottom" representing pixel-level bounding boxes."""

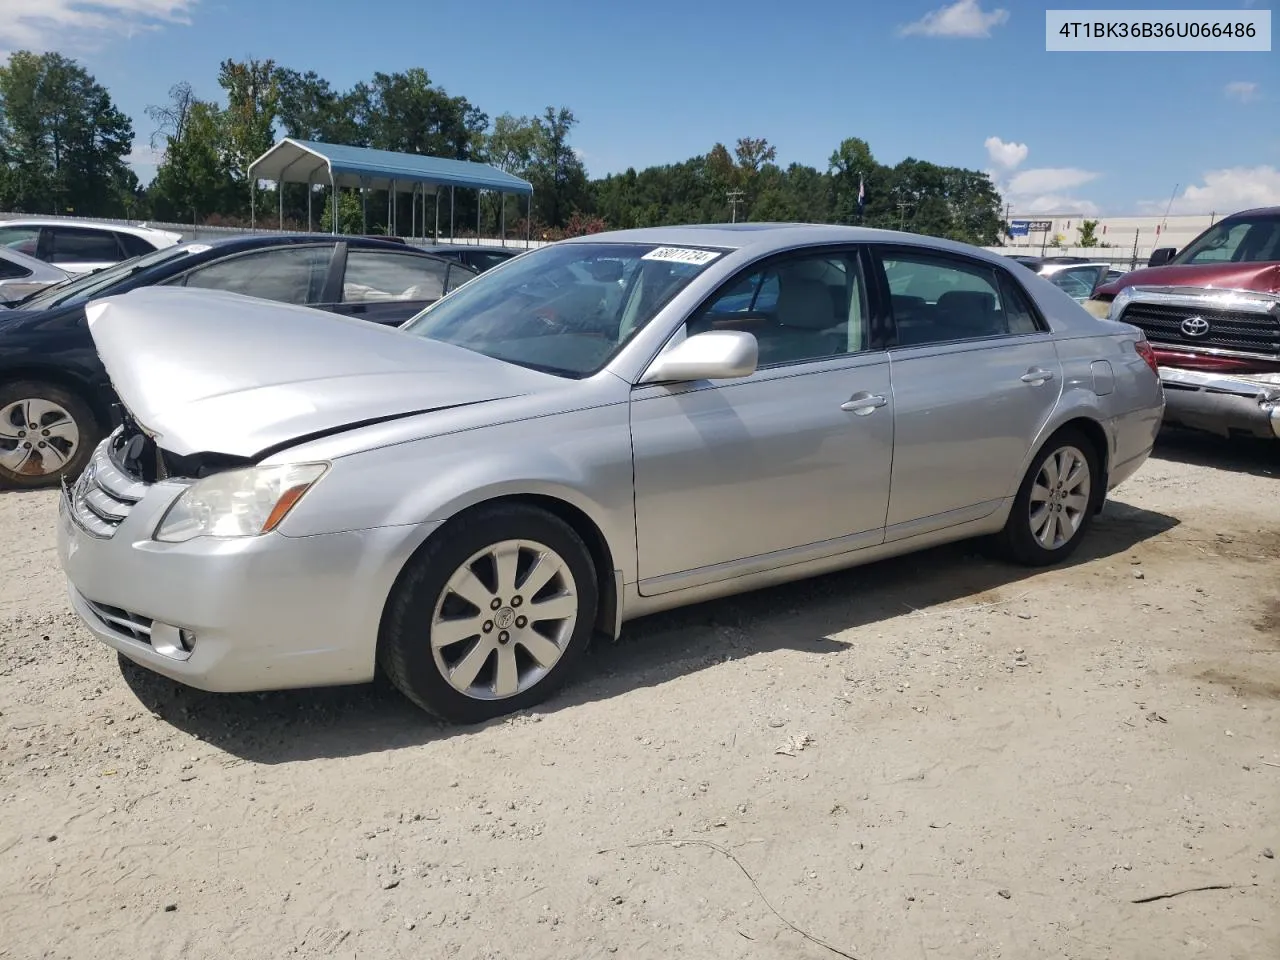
[
  {"left": 0, "top": 381, "right": 99, "bottom": 490},
  {"left": 998, "top": 427, "right": 1099, "bottom": 566},
  {"left": 379, "top": 504, "right": 598, "bottom": 723}
]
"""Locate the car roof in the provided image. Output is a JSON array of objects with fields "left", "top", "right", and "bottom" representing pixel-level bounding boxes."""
[
  {"left": 0, "top": 218, "right": 179, "bottom": 241},
  {"left": 422, "top": 243, "right": 524, "bottom": 255},
  {"left": 1221, "top": 206, "right": 1280, "bottom": 219},
  {"left": 187, "top": 233, "right": 455, "bottom": 256},
  {"left": 564, "top": 222, "right": 1024, "bottom": 268}
]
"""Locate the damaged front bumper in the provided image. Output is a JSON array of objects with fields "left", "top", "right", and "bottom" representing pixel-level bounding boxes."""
[{"left": 1158, "top": 366, "right": 1280, "bottom": 440}]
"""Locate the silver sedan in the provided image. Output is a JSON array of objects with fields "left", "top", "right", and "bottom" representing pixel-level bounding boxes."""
[{"left": 57, "top": 225, "right": 1165, "bottom": 723}]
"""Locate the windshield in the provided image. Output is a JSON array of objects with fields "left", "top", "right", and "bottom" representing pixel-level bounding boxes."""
[
  {"left": 401, "top": 241, "right": 725, "bottom": 377},
  {"left": 1174, "top": 214, "right": 1280, "bottom": 266},
  {"left": 16, "top": 244, "right": 196, "bottom": 310}
]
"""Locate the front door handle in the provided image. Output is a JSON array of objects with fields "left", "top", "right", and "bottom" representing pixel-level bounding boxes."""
[
  {"left": 1020, "top": 368, "right": 1055, "bottom": 384},
  {"left": 840, "top": 392, "right": 888, "bottom": 416}
]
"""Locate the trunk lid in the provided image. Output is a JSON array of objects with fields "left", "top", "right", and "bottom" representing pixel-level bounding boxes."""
[{"left": 85, "top": 286, "right": 556, "bottom": 458}]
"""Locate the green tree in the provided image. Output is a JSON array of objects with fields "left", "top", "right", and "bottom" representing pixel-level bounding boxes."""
[
  {"left": 321, "top": 189, "right": 363, "bottom": 233},
  {"left": 1077, "top": 219, "right": 1100, "bottom": 247},
  {"left": 147, "top": 96, "right": 238, "bottom": 223},
  {"left": 529, "top": 106, "right": 587, "bottom": 229},
  {"left": 0, "top": 51, "right": 135, "bottom": 216},
  {"left": 218, "top": 57, "right": 279, "bottom": 216},
  {"left": 828, "top": 137, "right": 875, "bottom": 223},
  {"left": 274, "top": 68, "right": 356, "bottom": 143}
]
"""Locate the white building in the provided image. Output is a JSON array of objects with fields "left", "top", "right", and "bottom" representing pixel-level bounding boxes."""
[{"left": 993, "top": 213, "right": 1227, "bottom": 265}]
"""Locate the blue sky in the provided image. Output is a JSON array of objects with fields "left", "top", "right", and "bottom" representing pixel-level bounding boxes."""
[{"left": 4, "top": 0, "right": 1277, "bottom": 215}]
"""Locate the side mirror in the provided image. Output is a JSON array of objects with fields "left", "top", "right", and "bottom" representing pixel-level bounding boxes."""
[
  {"left": 1147, "top": 247, "right": 1176, "bottom": 267},
  {"left": 641, "top": 330, "right": 758, "bottom": 384}
]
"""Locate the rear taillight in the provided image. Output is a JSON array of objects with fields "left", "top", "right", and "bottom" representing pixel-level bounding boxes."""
[{"left": 1134, "top": 339, "right": 1159, "bottom": 375}]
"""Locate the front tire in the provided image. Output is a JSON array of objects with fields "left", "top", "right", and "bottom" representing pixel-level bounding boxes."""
[
  {"left": 0, "top": 380, "right": 100, "bottom": 490},
  {"left": 997, "top": 427, "right": 1100, "bottom": 567},
  {"left": 378, "top": 503, "right": 599, "bottom": 723}
]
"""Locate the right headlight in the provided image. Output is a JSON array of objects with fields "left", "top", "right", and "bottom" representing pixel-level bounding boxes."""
[{"left": 154, "top": 462, "right": 328, "bottom": 543}]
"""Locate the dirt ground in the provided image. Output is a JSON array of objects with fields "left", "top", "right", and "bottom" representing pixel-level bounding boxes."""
[{"left": 1, "top": 430, "right": 1277, "bottom": 960}]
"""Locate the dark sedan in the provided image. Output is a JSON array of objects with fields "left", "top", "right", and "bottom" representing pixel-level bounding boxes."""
[{"left": 0, "top": 234, "right": 476, "bottom": 489}]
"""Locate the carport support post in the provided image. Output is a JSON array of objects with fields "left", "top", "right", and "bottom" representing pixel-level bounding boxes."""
[
  {"left": 328, "top": 171, "right": 338, "bottom": 235},
  {"left": 449, "top": 185, "right": 455, "bottom": 242},
  {"left": 434, "top": 191, "right": 439, "bottom": 244},
  {"left": 476, "top": 189, "right": 481, "bottom": 243},
  {"left": 277, "top": 178, "right": 283, "bottom": 230},
  {"left": 307, "top": 179, "right": 313, "bottom": 233},
  {"left": 411, "top": 185, "right": 417, "bottom": 240},
  {"left": 500, "top": 192, "right": 505, "bottom": 243},
  {"left": 361, "top": 179, "right": 368, "bottom": 233},
  {"left": 525, "top": 194, "right": 531, "bottom": 248}
]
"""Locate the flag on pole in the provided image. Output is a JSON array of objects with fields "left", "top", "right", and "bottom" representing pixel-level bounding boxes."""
[{"left": 857, "top": 176, "right": 866, "bottom": 216}]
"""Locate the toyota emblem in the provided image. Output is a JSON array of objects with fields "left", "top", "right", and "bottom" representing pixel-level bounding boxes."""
[{"left": 1180, "top": 316, "right": 1210, "bottom": 338}]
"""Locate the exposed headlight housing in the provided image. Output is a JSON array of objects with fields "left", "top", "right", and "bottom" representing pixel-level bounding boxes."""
[
  {"left": 1107, "top": 287, "right": 1134, "bottom": 321},
  {"left": 154, "top": 462, "right": 328, "bottom": 543}
]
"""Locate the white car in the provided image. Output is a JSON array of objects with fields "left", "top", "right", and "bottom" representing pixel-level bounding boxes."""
[
  {"left": 0, "top": 246, "right": 70, "bottom": 306},
  {"left": 0, "top": 219, "right": 182, "bottom": 275}
]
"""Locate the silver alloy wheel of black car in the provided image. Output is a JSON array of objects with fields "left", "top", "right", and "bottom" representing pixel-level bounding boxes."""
[
  {"left": 430, "top": 538, "right": 579, "bottom": 700},
  {"left": 1028, "top": 444, "right": 1091, "bottom": 550},
  {"left": 0, "top": 396, "right": 81, "bottom": 478}
]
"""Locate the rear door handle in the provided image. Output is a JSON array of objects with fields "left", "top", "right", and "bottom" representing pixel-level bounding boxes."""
[
  {"left": 840, "top": 393, "right": 888, "bottom": 416},
  {"left": 1020, "top": 368, "right": 1055, "bottom": 384}
]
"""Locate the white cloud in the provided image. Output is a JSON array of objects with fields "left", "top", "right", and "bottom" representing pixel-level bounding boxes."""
[
  {"left": 984, "top": 136, "right": 1028, "bottom": 170},
  {"left": 1007, "top": 167, "right": 1100, "bottom": 195},
  {"left": 1018, "top": 195, "right": 1101, "bottom": 216},
  {"left": 125, "top": 145, "right": 165, "bottom": 167},
  {"left": 1142, "top": 165, "right": 1280, "bottom": 215},
  {"left": 1224, "top": 81, "right": 1259, "bottom": 102},
  {"left": 899, "top": 0, "right": 1009, "bottom": 38},
  {"left": 986, "top": 139, "right": 1101, "bottom": 213},
  {"left": 0, "top": 1, "right": 196, "bottom": 53}
]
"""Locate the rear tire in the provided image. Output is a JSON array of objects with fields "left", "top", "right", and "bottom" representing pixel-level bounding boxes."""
[
  {"left": 0, "top": 380, "right": 100, "bottom": 490},
  {"left": 378, "top": 503, "right": 598, "bottom": 724},
  {"left": 997, "top": 427, "right": 1100, "bottom": 567}
]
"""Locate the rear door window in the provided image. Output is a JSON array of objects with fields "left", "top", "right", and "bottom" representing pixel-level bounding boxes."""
[
  {"left": 116, "top": 232, "right": 158, "bottom": 258},
  {"left": 342, "top": 250, "right": 453, "bottom": 303},
  {"left": 880, "top": 251, "right": 1032, "bottom": 346},
  {"left": 46, "top": 227, "right": 125, "bottom": 264}
]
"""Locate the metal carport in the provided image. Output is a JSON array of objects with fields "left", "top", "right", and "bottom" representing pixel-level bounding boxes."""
[{"left": 247, "top": 137, "right": 535, "bottom": 245}]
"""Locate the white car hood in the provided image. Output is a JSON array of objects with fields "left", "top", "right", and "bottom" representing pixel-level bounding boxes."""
[{"left": 86, "top": 286, "right": 556, "bottom": 458}]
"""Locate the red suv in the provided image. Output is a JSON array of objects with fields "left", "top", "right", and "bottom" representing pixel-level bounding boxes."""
[{"left": 1086, "top": 206, "right": 1279, "bottom": 440}]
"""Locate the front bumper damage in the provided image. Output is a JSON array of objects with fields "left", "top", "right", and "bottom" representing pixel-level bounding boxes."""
[{"left": 1158, "top": 366, "right": 1280, "bottom": 440}]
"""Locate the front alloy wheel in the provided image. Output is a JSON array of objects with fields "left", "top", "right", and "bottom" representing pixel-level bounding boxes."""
[
  {"left": 432, "top": 539, "right": 579, "bottom": 701},
  {"left": 379, "top": 504, "right": 599, "bottom": 723}
]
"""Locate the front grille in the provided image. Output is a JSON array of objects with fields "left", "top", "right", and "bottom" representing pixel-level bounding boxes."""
[
  {"left": 81, "top": 597, "right": 154, "bottom": 645},
  {"left": 68, "top": 436, "right": 149, "bottom": 539},
  {"left": 1121, "top": 302, "right": 1280, "bottom": 356}
]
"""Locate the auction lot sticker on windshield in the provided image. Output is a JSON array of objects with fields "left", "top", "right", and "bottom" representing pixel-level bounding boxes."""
[{"left": 642, "top": 246, "right": 722, "bottom": 266}]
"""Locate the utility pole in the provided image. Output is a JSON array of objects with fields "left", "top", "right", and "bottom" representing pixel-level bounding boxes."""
[
  {"left": 727, "top": 189, "right": 745, "bottom": 224},
  {"left": 896, "top": 201, "right": 910, "bottom": 231}
]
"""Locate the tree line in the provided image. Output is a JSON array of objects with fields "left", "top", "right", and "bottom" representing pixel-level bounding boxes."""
[{"left": 0, "top": 51, "right": 1004, "bottom": 245}]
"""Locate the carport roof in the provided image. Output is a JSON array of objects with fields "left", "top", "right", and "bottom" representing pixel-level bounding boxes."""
[{"left": 248, "top": 138, "right": 534, "bottom": 196}]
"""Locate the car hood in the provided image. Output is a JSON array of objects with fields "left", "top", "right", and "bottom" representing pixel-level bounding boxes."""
[
  {"left": 1095, "top": 261, "right": 1280, "bottom": 298},
  {"left": 85, "top": 286, "right": 558, "bottom": 459}
]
